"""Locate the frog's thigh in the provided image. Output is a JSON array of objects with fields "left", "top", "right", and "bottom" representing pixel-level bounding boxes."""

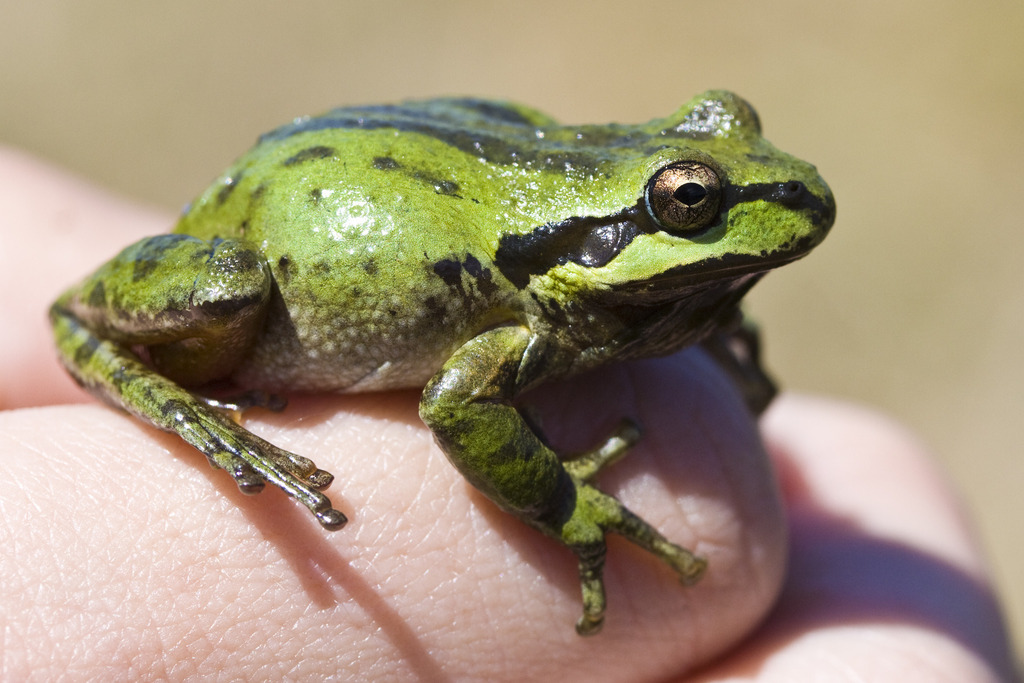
[
  {"left": 419, "top": 326, "right": 570, "bottom": 518},
  {"left": 61, "top": 234, "right": 272, "bottom": 386},
  {"left": 50, "top": 235, "right": 346, "bottom": 529}
]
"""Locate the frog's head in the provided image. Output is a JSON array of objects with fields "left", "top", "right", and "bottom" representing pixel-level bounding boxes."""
[
  {"left": 616, "top": 91, "right": 835, "bottom": 294},
  {"left": 494, "top": 91, "right": 835, "bottom": 307}
]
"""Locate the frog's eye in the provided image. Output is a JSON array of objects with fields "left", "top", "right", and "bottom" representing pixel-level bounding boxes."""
[{"left": 645, "top": 162, "right": 722, "bottom": 232}]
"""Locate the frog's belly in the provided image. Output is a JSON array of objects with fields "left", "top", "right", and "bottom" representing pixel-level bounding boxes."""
[
  {"left": 232, "top": 345, "right": 449, "bottom": 393},
  {"left": 228, "top": 286, "right": 492, "bottom": 393}
]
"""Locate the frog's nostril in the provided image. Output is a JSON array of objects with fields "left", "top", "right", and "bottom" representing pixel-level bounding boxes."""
[{"left": 778, "top": 181, "right": 806, "bottom": 206}]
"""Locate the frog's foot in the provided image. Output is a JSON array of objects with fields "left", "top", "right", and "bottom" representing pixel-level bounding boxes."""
[
  {"left": 562, "top": 419, "right": 641, "bottom": 482},
  {"left": 199, "top": 390, "right": 289, "bottom": 422},
  {"left": 560, "top": 423, "right": 707, "bottom": 635},
  {"left": 166, "top": 396, "right": 346, "bottom": 530}
]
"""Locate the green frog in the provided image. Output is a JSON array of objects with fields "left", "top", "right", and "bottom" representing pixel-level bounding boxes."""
[{"left": 50, "top": 90, "right": 834, "bottom": 635}]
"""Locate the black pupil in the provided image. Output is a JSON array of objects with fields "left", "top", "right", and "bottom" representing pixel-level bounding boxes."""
[{"left": 674, "top": 182, "right": 707, "bottom": 206}]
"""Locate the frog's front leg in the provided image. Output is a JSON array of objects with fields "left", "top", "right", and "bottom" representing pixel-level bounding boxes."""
[
  {"left": 49, "top": 234, "right": 346, "bottom": 530},
  {"left": 700, "top": 315, "right": 777, "bottom": 416},
  {"left": 419, "top": 326, "right": 706, "bottom": 635}
]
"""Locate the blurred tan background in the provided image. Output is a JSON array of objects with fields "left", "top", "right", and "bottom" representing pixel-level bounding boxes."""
[{"left": 2, "top": 0, "right": 1021, "bottom": 653}]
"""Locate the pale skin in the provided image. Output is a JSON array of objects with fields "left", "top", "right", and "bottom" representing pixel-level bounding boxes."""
[{"left": 0, "top": 148, "right": 1016, "bottom": 680}]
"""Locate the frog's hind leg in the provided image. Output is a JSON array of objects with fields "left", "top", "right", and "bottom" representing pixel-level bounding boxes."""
[
  {"left": 199, "top": 390, "right": 289, "bottom": 417},
  {"left": 49, "top": 234, "right": 346, "bottom": 530},
  {"left": 51, "top": 304, "right": 346, "bottom": 529}
]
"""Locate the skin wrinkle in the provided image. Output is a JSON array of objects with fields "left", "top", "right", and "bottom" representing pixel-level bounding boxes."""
[
  {"left": 656, "top": 366, "right": 730, "bottom": 662},
  {"left": 9, "top": 411, "right": 316, "bottom": 678},
  {"left": 235, "top": 413, "right": 451, "bottom": 680},
  {"left": 602, "top": 363, "right": 708, "bottom": 656},
  {"left": 650, "top": 352, "right": 783, "bottom": 663},
  {"left": 713, "top": 411, "right": 779, "bottom": 611},
  {"left": 2, "top": 384, "right": 1011, "bottom": 679}
]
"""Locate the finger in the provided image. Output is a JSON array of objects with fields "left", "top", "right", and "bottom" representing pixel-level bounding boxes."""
[
  {"left": 0, "top": 349, "right": 785, "bottom": 680},
  {"left": 693, "top": 395, "right": 1016, "bottom": 681}
]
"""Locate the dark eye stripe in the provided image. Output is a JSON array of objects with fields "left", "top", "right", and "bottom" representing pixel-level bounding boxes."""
[
  {"left": 492, "top": 181, "right": 831, "bottom": 289},
  {"left": 493, "top": 207, "right": 649, "bottom": 289},
  {"left": 722, "top": 182, "right": 834, "bottom": 225}
]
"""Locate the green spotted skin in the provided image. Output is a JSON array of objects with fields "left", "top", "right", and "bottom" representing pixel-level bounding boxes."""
[{"left": 51, "top": 91, "right": 835, "bottom": 635}]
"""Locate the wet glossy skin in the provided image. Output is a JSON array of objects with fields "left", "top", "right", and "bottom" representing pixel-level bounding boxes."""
[{"left": 51, "top": 90, "right": 834, "bottom": 634}]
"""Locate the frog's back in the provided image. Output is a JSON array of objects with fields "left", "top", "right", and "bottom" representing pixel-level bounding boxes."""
[
  {"left": 170, "top": 94, "right": 820, "bottom": 393},
  {"left": 174, "top": 100, "right": 581, "bottom": 392}
]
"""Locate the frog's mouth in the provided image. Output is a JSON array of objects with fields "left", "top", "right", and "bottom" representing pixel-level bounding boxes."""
[{"left": 611, "top": 242, "right": 813, "bottom": 299}]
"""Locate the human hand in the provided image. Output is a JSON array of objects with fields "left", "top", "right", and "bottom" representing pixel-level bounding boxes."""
[{"left": 0, "top": 149, "right": 1014, "bottom": 680}]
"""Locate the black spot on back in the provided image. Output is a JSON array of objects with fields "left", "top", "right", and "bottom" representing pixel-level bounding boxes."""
[
  {"left": 283, "top": 146, "right": 337, "bottom": 166},
  {"left": 86, "top": 281, "right": 106, "bottom": 308},
  {"left": 371, "top": 155, "right": 462, "bottom": 198},
  {"left": 250, "top": 182, "right": 268, "bottom": 203},
  {"left": 424, "top": 295, "right": 446, "bottom": 319},
  {"left": 73, "top": 335, "right": 100, "bottom": 367},
  {"left": 277, "top": 255, "right": 292, "bottom": 283},
  {"left": 433, "top": 258, "right": 463, "bottom": 292},
  {"left": 434, "top": 179, "right": 460, "bottom": 196},
  {"left": 216, "top": 173, "right": 243, "bottom": 205},
  {"left": 373, "top": 156, "right": 400, "bottom": 170},
  {"left": 432, "top": 254, "right": 499, "bottom": 299}
]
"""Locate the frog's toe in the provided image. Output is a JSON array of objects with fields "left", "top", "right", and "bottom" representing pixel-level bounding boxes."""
[
  {"left": 275, "top": 449, "right": 322, "bottom": 479},
  {"left": 244, "top": 446, "right": 346, "bottom": 527},
  {"left": 199, "top": 390, "right": 289, "bottom": 415},
  {"left": 188, "top": 412, "right": 344, "bottom": 528},
  {"left": 574, "top": 542, "right": 608, "bottom": 636},
  {"left": 610, "top": 505, "right": 708, "bottom": 585},
  {"left": 233, "top": 472, "right": 267, "bottom": 495},
  {"left": 660, "top": 540, "right": 707, "bottom": 585},
  {"left": 308, "top": 468, "right": 335, "bottom": 490},
  {"left": 559, "top": 481, "right": 706, "bottom": 634},
  {"left": 575, "top": 612, "right": 604, "bottom": 636},
  {"left": 612, "top": 505, "right": 706, "bottom": 585},
  {"left": 315, "top": 508, "right": 348, "bottom": 530},
  {"left": 562, "top": 419, "right": 640, "bottom": 482},
  {"left": 208, "top": 454, "right": 267, "bottom": 494}
]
